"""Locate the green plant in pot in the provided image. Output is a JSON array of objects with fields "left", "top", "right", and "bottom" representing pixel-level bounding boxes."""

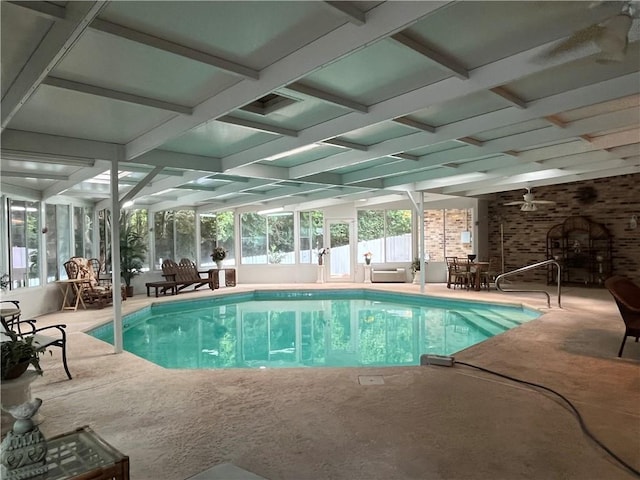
[
  {"left": 411, "top": 257, "right": 421, "bottom": 274},
  {"left": 120, "top": 218, "right": 147, "bottom": 297},
  {"left": 1, "top": 331, "right": 43, "bottom": 380}
]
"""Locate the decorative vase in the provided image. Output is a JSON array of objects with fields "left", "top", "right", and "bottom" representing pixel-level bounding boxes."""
[
  {"left": 318, "top": 257, "right": 323, "bottom": 266},
  {"left": 125, "top": 285, "right": 134, "bottom": 298},
  {"left": 216, "top": 261, "right": 224, "bottom": 270},
  {"left": 365, "top": 258, "right": 371, "bottom": 265}
]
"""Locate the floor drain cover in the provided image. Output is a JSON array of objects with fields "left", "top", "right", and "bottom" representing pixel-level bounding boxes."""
[{"left": 358, "top": 375, "right": 385, "bottom": 385}]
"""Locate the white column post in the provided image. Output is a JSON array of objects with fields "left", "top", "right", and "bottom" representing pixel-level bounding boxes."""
[{"left": 110, "top": 154, "right": 123, "bottom": 353}]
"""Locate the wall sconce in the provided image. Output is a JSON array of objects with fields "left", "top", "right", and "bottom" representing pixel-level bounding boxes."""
[{"left": 630, "top": 215, "right": 638, "bottom": 230}]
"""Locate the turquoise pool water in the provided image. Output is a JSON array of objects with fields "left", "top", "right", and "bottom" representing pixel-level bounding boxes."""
[{"left": 89, "top": 290, "right": 540, "bottom": 369}]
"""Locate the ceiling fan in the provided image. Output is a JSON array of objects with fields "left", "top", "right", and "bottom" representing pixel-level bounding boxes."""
[
  {"left": 541, "top": 1, "right": 639, "bottom": 63},
  {"left": 504, "top": 188, "right": 556, "bottom": 212}
]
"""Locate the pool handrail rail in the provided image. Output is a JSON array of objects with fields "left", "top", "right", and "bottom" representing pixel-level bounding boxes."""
[{"left": 495, "top": 259, "right": 561, "bottom": 308}]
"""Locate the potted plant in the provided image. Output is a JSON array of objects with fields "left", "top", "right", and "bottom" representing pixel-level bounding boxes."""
[
  {"left": 120, "top": 222, "right": 147, "bottom": 297},
  {"left": 211, "top": 246, "right": 227, "bottom": 269},
  {"left": 1, "top": 331, "right": 43, "bottom": 380},
  {"left": 363, "top": 252, "right": 372, "bottom": 265},
  {"left": 411, "top": 257, "right": 422, "bottom": 284}
]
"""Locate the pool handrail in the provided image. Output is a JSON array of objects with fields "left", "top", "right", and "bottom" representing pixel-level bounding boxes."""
[{"left": 495, "top": 259, "right": 561, "bottom": 308}]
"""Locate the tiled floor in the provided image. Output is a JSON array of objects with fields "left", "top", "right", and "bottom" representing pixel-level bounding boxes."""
[{"left": 14, "top": 282, "right": 640, "bottom": 479}]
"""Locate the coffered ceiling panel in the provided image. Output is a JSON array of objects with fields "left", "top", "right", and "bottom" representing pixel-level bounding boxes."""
[{"left": 9, "top": 85, "right": 175, "bottom": 144}]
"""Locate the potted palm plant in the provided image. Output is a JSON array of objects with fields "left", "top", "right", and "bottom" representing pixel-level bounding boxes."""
[
  {"left": 1, "top": 331, "right": 43, "bottom": 380},
  {"left": 120, "top": 221, "right": 147, "bottom": 297}
]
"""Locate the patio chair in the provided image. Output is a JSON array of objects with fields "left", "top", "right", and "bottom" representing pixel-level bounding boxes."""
[
  {"left": 161, "top": 259, "right": 215, "bottom": 292},
  {"left": 446, "top": 257, "right": 471, "bottom": 289},
  {"left": 480, "top": 256, "right": 502, "bottom": 290},
  {"left": 1, "top": 314, "right": 72, "bottom": 380},
  {"left": 1, "top": 300, "right": 21, "bottom": 328},
  {"left": 64, "top": 257, "right": 114, "bottom": 309},
  {"left": 604, "top": 276, "right": 640, "bottom": 357}
]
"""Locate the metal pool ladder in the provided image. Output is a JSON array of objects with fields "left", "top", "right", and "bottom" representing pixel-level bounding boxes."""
[{"left": 495, "top": 259, "right": 562, "bottom": 308}]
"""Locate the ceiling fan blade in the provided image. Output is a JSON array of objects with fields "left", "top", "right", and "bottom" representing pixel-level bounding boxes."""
[
  {"left": 503, "top": 201, "right": 524, "bottom": 206},
  {"left": 531, "top": 200, "right": 557, "bottom": 204},
  {"left": 520, "top": 203, "right": 538, "bottom": 212},
  {"left": 541, "top": 23, "right": 605, "bottom": 58}
]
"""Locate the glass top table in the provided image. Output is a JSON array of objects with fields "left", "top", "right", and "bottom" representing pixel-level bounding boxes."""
[{"left": 36, "top": 425, "right": 129, "bottom": 480}]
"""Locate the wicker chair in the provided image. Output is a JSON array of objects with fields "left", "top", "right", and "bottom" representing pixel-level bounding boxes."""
[
  {"left": 604, "top": 276, "right": 640, "bottom": 357},
  {"left": 64, "top": 257, "right": 113, "bottom": 309}
]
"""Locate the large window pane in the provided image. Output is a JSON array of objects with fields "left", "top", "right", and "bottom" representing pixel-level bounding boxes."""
[
  {"left": 175, "top": 210, "right": 196, "bottom": 261},
  {"left": 357, "top": 209, "right": 411, "bottom": 263},
  {"left": 385, "top": 210, "right": 412, "bottom": 262},
  {"left": 57, "top": 205, "right": 71, "bottom": 277},
  {"left": 267, "top": 213, "right": 294, "bottom": 264},
  {"left": 357, "top": 210, "right": 384, "bottom": 261},
  {"left": 299, "top": 211, "right": 323, "bottom": 263},
  {"left": 241, "top": 213, "right": 267, "bottom": 264},
  {"left": 154, "top": 211, "right": 174, "bottom": 268},
  {"left": 46, "top": 205, "right": 59, "bottom": 282},
  {"left": 98, "top": 209, "right": 112, "bottom": 270},
  {"left": 124, "top": 209, "right": 149, "bottom": 269},
  {"left": 73, "top": 206, "right": 95, "bottom": 259},
  {"left": 200, "top": 211, "right": 235, "bottom": 267},
  {"left": 9, "top": 199, "right": 40, "bottom": 288}
]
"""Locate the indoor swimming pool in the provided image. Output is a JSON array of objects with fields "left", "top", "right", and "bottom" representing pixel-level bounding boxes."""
[{"left": 89, "top": 289, "right": 540, "bottom": 369}]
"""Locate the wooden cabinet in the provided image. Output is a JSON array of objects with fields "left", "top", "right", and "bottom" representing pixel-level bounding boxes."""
[{"left": 547, "top": 216, "right": 612, "bottom": 287}]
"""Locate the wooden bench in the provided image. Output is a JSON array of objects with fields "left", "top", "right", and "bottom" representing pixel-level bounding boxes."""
[
  {"left": 161, "top": 259, "right": 215, "bottom": 292},
  {"left": 145, "top": 281, "right": 178, "bottom": 297}
]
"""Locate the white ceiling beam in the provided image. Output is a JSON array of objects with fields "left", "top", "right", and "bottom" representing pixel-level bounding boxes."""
[
  {"left": 119, "top": 166, "right": 165, "bottom": 205},
  {"left": 379, "top": 108, "right": 638, "bottom": 188},
  {"left": 458, "top": 161, "right": 640, "bottom": 197},
  {"left": 217, "top": 116, "right": 298, "bottom": 137},
  {"left": 589, "top": 129, "right": 640, "bottom": 149},
  {"left": 1, "top": 1, "right": 107, "bottom": 130},
  {"left": 0, "top": 182, "right": 43, "bottom": 200},
  {"left": 1, "top": 129, "right": 120, "bottom": 162},
  {"left": 8, "top": 1, "right": 66, "bottom": 20},
  {"left": 419, "top": 148, "right": 627, "bottom": 195},
  {"left": 337, "top": 82, "right": 640, "bottom": 184},
  {"left": 489, "top": 86, "right": 527, "bottom": 109},
  {"left": 42, "top": 159, "right": 111, "bottom": 199},
  {"left": 284, "top": 83, "right": 369, "bottom": 113},
  {"left": 229, "top": 164, "right": 289, "bottom": 181},
  {"left": 392, "top": 117, "right": 436, "bottom": 133},
  {"left": 608, "top": 144, "right": 640, "bottom": 157},
  {"left": 0, "top": 171, "right": 68, "bottom": 181},
  {"left": 390, "top": 33, "right": 469, "bottom": 80},
  {"left": 90, "top": 18, "right": 259, "bottom": 80},
  {"left": 42, "top": 77, "right": 193, "bottom": 115},
  {"left": 231, "top": 35, "right": 634, "bottom": 176},
  {"left": 125, "top": 1, "right": 452, "bottom": 160},
  {"left": 133, "top": 150, "right": 222, "bottom": 173},
  {"left": 324, "top": 2, "right": 366, "bottom": 26},
  {"left": 456, "top": 136, "right": 484, "bottom": 147},
  {"left": 148, "top": 179, "right": 274, "bottom": 211},
  {"left": 1, "top": 149, "right": 95, "bottom": 167},
  {"left": 320, "top": 138, "right": 368, "bottom": 151},
  {"left": 389, "top": 153, "right": 420, "bottom": 161}
]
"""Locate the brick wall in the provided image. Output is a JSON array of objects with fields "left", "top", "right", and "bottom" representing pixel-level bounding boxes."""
[{"left": 488, "top": 173, "right": 640, "bottom": 285}]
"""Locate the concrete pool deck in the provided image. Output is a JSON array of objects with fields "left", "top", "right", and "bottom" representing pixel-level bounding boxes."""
[{"left": 12, "top": 282, "right": 640, "bottom": 479}]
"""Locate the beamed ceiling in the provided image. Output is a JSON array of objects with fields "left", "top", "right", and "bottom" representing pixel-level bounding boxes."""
[{"left": 1, "top": 1, "right": 639, "bottom": 212}]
